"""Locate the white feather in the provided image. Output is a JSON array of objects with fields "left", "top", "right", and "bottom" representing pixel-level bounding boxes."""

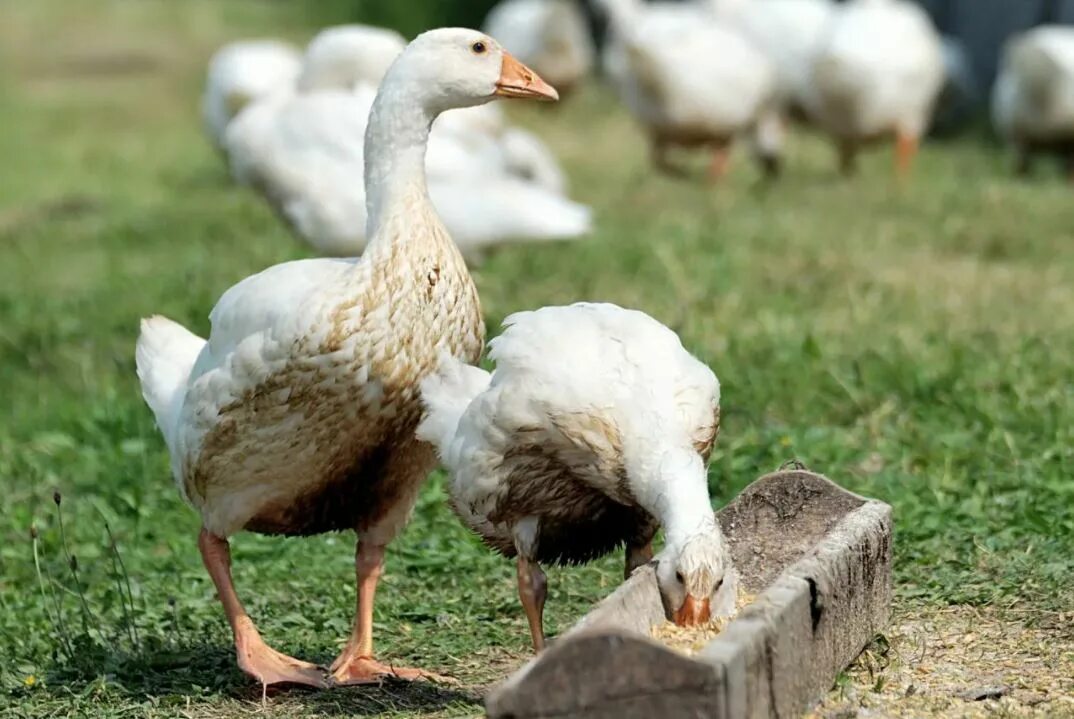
[
  {"left": 135, "top": 316, "right": 207, "bottom": 483},
  {"left": 416, "top": 354, "right": 492, "bottom": 459}
]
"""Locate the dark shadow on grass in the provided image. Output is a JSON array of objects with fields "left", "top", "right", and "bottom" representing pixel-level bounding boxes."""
[
  {"left": 44, "top": 641, "right": 261, "bottom": 696},
  {"left": 266, "top": 681, "right": 483, "bottom": 717},
  {"left": 39, "top": 640, "right": 482, "bottom": 715}
]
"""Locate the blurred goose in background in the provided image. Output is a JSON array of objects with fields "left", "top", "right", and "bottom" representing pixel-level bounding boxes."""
[
  {"left": 483, "top": 0, "right": 595, "bottom": 95},
  {"left": 137, "top": 29, "right": 557, "bottom": 688},
  {"left": 993, "top": 26, "right": 1074, "bottom": 179},
  {"left": 428, "top": 103, "right": 562, "bottom": 190},
  {"left": 499, "top": 126, "right": 569, "bottom": 194},
  {"left": 418, "top": 303, "right": 738, "bottom": 652},
  {"left": 202, "top": 40, "right": 302, "bottom": 150},
  {"left": 296, "top": 24, "right": 406, "bottom": 92},
  {"left": 222, "top": 25, "right": 589, "bottom": 259},
  {"left": 203, "top": 25, "right": 400, "bottom": 154},
  {"left": 804, "top": 0, "right": 944, "bottom": 178},
  {"left": 225, "top": 85, "right": 376, "bottom": 254},
  {"left": 596, "top": 0, "right": 781, "bottom": 180},
  {"left": 708, "top": 0, "right": 837, "bottom": 118}
]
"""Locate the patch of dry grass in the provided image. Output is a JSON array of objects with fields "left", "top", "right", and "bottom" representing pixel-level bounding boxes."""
[{"left": 811, "top": 605, "right": 1074, "bottom": 718}]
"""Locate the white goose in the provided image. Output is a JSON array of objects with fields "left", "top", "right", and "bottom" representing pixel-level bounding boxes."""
[
  {"left": 993, "top": 25, "right": 1074, "bottom": 178},
  {"left": 597, "top": 0, "right": 781, "bottom": 180},
  {"left": 202, "top": 40, "right": 302, "bottom": 151},
  {"left": 136, "top": 29, "right": 557, "bottom": 689},
  {"left": 483, "top": 0, "right": 596, "bottom": 95},
  {"left": 418, "top": 303, "right": 737, "bottom": 652},
  {"left": 804, "top": 0, "right": 944, "bottom": 177}
]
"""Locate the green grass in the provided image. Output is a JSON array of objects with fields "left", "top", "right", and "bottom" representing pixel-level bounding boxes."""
[{"left": 2, "top": 1, "right": 1073, "bottom": 717}]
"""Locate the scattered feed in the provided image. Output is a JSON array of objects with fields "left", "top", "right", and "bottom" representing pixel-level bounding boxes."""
[{"left": 649, "top": 591, "right": 756, "bottom": 656}]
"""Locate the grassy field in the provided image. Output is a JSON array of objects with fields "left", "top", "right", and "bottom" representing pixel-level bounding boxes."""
[{"left": 2, "top": 1, "right": 1073, "bottom": 717}]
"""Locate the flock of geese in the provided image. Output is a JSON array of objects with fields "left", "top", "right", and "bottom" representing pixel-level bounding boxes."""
[{"left": 134, "top": 0, "right": 1074, "bottom": 693}]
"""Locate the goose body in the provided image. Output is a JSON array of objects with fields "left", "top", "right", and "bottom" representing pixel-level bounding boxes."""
[
  {"left": 419, "top": 303, "right": 736, "bottom": 650},
  {"left": 805, "top": 0, "right": 943, "bottom": 176},
  {"left": 993, "top": 25, "right": 1074, "bottom": 176},
  {"left": 598, "top": 0, "right": 780, "bottom": 179},
  {"left": 483, "top": 0, "right": 595, "bottom": 93},
  {"left": 138, "top": 29, "right": 558, "bottom": 688},
  {"left": 202, "top": 40, "right": 302, "bottom": 151}
]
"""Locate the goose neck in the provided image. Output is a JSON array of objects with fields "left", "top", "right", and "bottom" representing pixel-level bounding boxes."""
[
  {"left": 363, "top": 86, "right": 436, "bottom": 242},
  {"left": 647, "top": 450, "right": 716, "bottom": 545}
]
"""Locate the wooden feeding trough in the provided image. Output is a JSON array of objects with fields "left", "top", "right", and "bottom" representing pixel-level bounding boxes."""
[{"left": 486, "top": 468, "right": 893, "bottom": 719}]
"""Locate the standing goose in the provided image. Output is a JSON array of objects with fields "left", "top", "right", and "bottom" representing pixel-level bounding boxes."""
[
  {"left": 418, "top": 303, "right": 737, "bottom": 652},
  {"left": 596, "top": 0, "right": 780, "bottom": 180},
  {"left": 804, "top": 0, "right": 944, "bottom": 178},
  {"left": 993, "top": 26, "right": 1074, "bottom": 178},
  {"left": 136, "top": 29, "right": 558, "bottom": 689}
]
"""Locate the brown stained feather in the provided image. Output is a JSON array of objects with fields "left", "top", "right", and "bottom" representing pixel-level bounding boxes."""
[
  {"left": 479, "top": 439, "right": 658, "bottom": 566},
  {"left": 246, "top": 435, "right": 436, "bottom": 536},
  {"left": 472, "top": 415, "right": 657, "bottom": 567},
  {"left": 464, "top": 401, "right": 721, "bottom": 566},
  {"left": 187, "top": 221, "right": 484, "bottom": 538},
  {"left": 693, "top": 405, "right": 721, "bottom": 462}
]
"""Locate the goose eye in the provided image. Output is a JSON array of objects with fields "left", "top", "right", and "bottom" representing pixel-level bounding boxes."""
[
  {"left": 675, "top": 571, "right": 685, "bottom": 584},
  {"left": 471, "top": 41, "right": 487, "bottom": 55}
]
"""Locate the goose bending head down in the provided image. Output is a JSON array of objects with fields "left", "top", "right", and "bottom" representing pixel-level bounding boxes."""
[
  {"left": 649, "top": 453, "right": 736, "bottom": 625},
  {"left": 418, "top": 303, "right": 738, "bottom": 652},
  {"left": 135, "top": 28, "right": 556, "bottom": 691}
]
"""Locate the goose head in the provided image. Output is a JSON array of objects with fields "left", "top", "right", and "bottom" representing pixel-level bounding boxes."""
[
  {"left": 644, "top": 450, "right": 738, "bottom": 627},
  {"left": 655, "top": 523, "right": 738, "bottom": 627},
  {"left": 384, "top": 28, "right": 559, "bottom": 114}
]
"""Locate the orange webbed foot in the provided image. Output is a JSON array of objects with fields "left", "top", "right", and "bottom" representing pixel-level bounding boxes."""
[{"left": 236, "top": 634, "right": 329, "bottom": 689}]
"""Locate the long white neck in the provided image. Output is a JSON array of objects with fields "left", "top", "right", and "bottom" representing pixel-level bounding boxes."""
[
  {"left": 363, "top": 79, "right": 436, "bottom": 243},
  {"left": 641, "top": 450, "right": 720, "bottom": 546}
]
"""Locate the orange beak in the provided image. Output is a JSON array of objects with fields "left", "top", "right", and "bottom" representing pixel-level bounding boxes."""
[
  {"left": 495, "top": 51, "right": 559, "bottom": 102},
  {"left": 672, "top": 595, "right": 712, "bottom": 627}
]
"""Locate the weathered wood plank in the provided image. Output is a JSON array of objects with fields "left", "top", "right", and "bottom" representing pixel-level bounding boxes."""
[{"left": 486, "top": 469, "right": 893, "bottom": 719}]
